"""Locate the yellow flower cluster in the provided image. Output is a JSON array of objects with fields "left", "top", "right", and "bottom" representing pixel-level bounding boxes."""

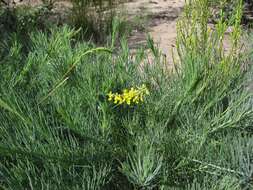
[{"left": 107, "top": 84, "right": 149, "bottom": 105}]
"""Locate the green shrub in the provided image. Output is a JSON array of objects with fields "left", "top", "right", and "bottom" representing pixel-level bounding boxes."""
[
  {"left": 70, "top": 0, "right": 128, "bottom": 42},
  {"left": 210, "top": 0, "right": 253, "bottom": 24},
  {"left": 0, "top": 0, "right": 252, "bottom": 189},
  {"left": 0, "top": 5, "right": 53, "bottom": 57}
]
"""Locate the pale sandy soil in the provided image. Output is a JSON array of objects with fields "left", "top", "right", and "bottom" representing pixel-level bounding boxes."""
[
  {"left": 124, "top": 0, "right": 185, "bottom": 65},
  {"left": 13, "top": 0, "right": 184, "bottom": 58}
]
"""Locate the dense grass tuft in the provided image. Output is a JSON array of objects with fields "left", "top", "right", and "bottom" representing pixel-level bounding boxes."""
[{"left": 0, "top": 0, "right": 252, "bottom": 189}]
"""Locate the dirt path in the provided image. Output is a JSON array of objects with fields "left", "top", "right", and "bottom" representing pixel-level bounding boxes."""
[{"left": 125, "top": 0, "right": 185, "bottom": 64}]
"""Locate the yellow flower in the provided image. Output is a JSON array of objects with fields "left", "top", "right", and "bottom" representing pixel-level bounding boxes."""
[
  {"left": 123, "top": 89, "right": 128, "bottom": 94},
  {"left": 114, "top": 93, "right": 121, "bottom": 104},
  {"left": 126, "top": 98, "right": 131, "bottom": 105},
  {"left": 107, "top": 84, "right": 149, "bottom": 106},
  {"left": 108, "top": 91, "right": 114, "bottom": 101}
]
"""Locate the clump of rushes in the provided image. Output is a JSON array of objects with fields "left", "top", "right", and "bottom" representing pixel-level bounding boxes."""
[{"left": 107, "top": 84, "right": 149, "bottom": 105}]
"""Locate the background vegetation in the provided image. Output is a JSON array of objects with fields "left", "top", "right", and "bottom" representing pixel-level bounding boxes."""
[
  {"left": 0, "top": 0, "right": 253, "bottom": 189},
  {"left": 70, "top": 0, "right": 128, "bottom": 42}
]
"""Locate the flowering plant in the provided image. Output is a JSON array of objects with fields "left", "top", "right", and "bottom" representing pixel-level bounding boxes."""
[{"left": 107, "top": 85, "right": 149, "bottom": 105}]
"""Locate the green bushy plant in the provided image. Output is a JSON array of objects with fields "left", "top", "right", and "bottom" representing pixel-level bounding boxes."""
[
  {"left": 210, "top": 0, "right": 253, "bottom": 24},
  {"left": 0, "top": 0, "right": 252, "bottom": 189},
  {"left": 70, "top": 0, "right": 128, "bottom": 42},
  {"left": 0, "top": 4, "right": 53, "bottom": 57}
]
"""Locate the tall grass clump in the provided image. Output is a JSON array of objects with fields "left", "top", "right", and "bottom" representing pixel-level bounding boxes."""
[
  {"left": 0, "top": 0, "right": 252, "bottom": 189},
  {"left": 70, "top": 0, "right": 127, "bottom": 42},
  {"left": 210, "top": 0, "right": 253, "bottom": 25}
]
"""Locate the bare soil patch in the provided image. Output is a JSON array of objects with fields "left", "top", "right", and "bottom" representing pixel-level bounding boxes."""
[{"left": 125, "top": 0, "right": 185, "bottom": 65}]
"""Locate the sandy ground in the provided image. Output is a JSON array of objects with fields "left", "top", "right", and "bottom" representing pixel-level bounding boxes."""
[
  {"left": 12, "top": 0, "right": 235, "bottom": 66},
  {"left": 13, "top": 0, "right": 184, "bottom": 55},
  {"left": 125, "top": 0, "right": 185, "bottom": 64}
]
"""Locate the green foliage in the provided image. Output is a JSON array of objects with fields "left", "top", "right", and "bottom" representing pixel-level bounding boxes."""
[
  {"left": 120, "top": 136, "right": 163, "bottom": 189},
  {"left": 210, "top": 0, "right": 253, "bottom": 24},
  {"left": 0, "top": 0, "right": 252, "bottom": 189},
  {"left": 70, "top": 0, "right": 128, "bottom": 42},
  {"left": 0, "top": 5, "right": 53, "bottom": 58},
  {"left": 0, "top": 5, "right": 51, "bottom": 33}
]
